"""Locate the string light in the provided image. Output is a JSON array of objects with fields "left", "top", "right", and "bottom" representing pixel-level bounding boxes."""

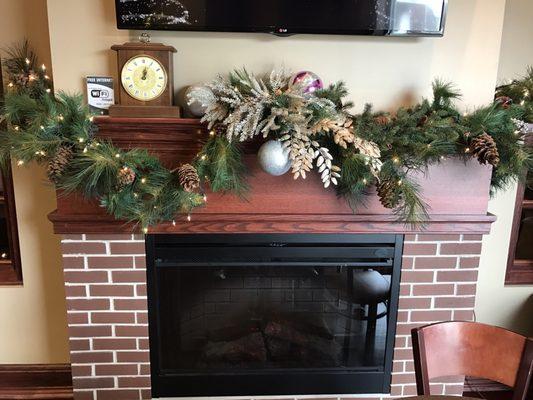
[
  {"left": 143, "top": 227, "right": 148, "bottom": 234},
  {"left": 13, "top": 126, "right": 20, "bottom": 131},
  {"left": 440, "top": 155, "right": 446, "bottom": 160},
  {"left": 392, "top": 156, "right": 400, "bottom": 164},
  {"left": 35, "top": 150, "right": 46, "bottom": 156},
  {"left": 25, "top": 58, "right": 30, "bottom": 65},
  {"left": 7, "top": 82, "right": 13, "bottom": 88},
  {"left": 1, "top": 253, "right": 7, "bottom": 259},
  {"left": 40, "top": 125, "right": 45, "bottom": 130},
  {"left": 88, "top": 116, "right": 94, "bottom": 122},
  {"left": 115, "top": 153, "right": 121, "bottom": 158},
  {"left": 83, "top": 147, "right": 88, "bottom": 153},
  {"left": 187, "top": 214, "right": 191, "bottom": 222},
  {"left": 200, "top": 155, "right": 207, "bottom": 161},
  {"left": 46, "top": 88, "right": 51, "bottom": 93},
  {"left": 464, "top": 147, "right": 471, "bottom": 153},
  {"left": 172, "top": 220, "right": 176, "bottom": 226},
  {"left": 209, "top": 130, "right": 215, "bottom": 136},
  {"left": 133, "top": 192, "right": 139, "bottom": 198},
  {"left": 78, "top": 137, "right": 85, "bottom": 143},
  {"left": 140, "top": 177, "right": 147, "bottom": 184},
  {"left": 41, "top": 64, "right": 46, "bottom": 71},
  {"left": 397, "top": 179, "right": 403, "bottom": 186},
  {"left": 57, "top": 115, "right": 64, "bottom": 121},
  {"left": 362, "top": 178, "right": 368, "bottom": 184},
  {"left": 16, "top": 160, "right": 24, "bottom": 166},
  {"left": 203, "top": 194, "right": 207, "bottom": 202},
  {"left": 28, "top": 74, "right": 36, "bottom": 81},
  {"left": 44, "top": 75, "right": 50, "bottom": 80}
]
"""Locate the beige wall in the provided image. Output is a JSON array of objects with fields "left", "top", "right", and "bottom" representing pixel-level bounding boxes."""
[
  {"left": 0, "top": 0, "right": 523, "bottom": 363},
  {"left": 475, "top": 0, "right": 533, "bottom": 336},
  {"left": 0, "top": 0, "right": 69, "bottom": 363}
]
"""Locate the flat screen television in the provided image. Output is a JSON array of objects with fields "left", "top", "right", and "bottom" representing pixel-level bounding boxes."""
[{"left": 115, "top": 0, "right": 448, "bottom": 37}]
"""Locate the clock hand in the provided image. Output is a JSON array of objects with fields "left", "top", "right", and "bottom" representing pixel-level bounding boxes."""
[{"left": 141, "top": 67, "right": 147, "bottom": 80}]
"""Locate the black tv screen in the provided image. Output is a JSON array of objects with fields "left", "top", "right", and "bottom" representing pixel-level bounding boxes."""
[{"left": 115, "top": 0, "right": 447, "bottom": 37}]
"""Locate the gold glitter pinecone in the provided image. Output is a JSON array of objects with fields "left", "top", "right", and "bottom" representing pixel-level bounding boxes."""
[
  {"left": 116, "top": 167, "right": 136, "bottom": 190},
  {"left": 471, "top": 132, "right": 500, "bottom": 167},
  {"left": 177, "top": 163, "right": 200, "bottom": 192},
  {"left": 47, "top": 145, "right": 74, "bottom": 184},
  {"left": 374, "top": 115, "right": 391, "bottom": 126},
  {"left": 376, "top": 179, "right": 402, "bottom": 209}
]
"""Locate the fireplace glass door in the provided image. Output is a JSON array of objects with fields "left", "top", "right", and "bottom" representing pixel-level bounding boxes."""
[{"left": 146, "top": 234, "right": 403, "bottom": 397}]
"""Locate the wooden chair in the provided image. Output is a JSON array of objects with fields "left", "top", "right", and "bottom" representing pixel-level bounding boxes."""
[{"left": 411, "top": 321, "right": 533, "bottom": 400}]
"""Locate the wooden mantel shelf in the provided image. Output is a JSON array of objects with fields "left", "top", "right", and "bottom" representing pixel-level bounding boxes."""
[{"left": 48, "top": 117, "right": 497, "bottom": 235}]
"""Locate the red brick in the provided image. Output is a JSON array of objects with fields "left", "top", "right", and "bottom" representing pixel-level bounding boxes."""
[
  {"left": 92, "top": 312, "right": 135, "bottom": 324},
  {"left": 435, "top": 296, "right": 476, "bottom": 308},
  {"left": 135, "top": 256, "right": 146, "bottom": 269},
  {"left": 141, "top": 389, "right": 151, "bottom": 400},
  {"left": 395, "top": 337, "right": 407, "bottom": 348},
  {"left": 65, "top": 285, "right": 87, "bottom": 297},
  {"left": 67, "top": 312, "right": 89, "bottom": 325},
  {"left": 118, "top": 376, "right": 151, "bottom": 388},
  {"left": 139, "top": 364, "right": 150, "bottom": 375},
  {"left": 114, "top": 299, "right": 147, "bottom": 311},
  {"left": 393, "top": 348, "right": 414, "bottom": 361},
  {"left": 70, "top": 339, "right": 90, "bottom": 351},
  {"left": 63, "top": 256, "right": 85, "bottom": 269},
  {"left": 456, "top": 284, "right": 477, "bottom": 295},
  {"left": 397, "top": 311, "right": 409, "bottom": 323},
  {"left": 112, "top": 271, "right": 146, "bottom": 283},
  {"left": 69, "top": 325, "right": 112, "bottom": 338},
  {"left": 93, "top": 338, "right": 137, "bottom": 350},
  {"left": 414, "top": 257, "right": 457, "bottom": 269},
  {"left": 399, "top": 297, "right": 431, "bottom": 309},
  {"left": 90, "top": 284, "right": 134, "bottom": 297},
  {"left": 72, "top": 365, "right": 92, "bottom": 377},
  {"left": 135, "top": 284, "right": 146, "bottom": 297},
  {"left": 400, "top": 284, "right": 411, "bottom": 296},
  {"left": 440, "top": 243, "right": 482, "bottom": 255},
  {"left": 74, "top": 391, "right": 94, "bottom": 400},
  {"left": 86, "top": 234, "right": 132, "bottom": 241},
  {"left": 87, "top": 256, "right": 134, "bottom": 269},
  {"left": 95, "top": 364, "right": 138, "bottom": 376},
  {"left": 463, "top": 234, "right": 483, "bottom": 241},
  {"left": 403, "top": 243, "right": 437, "bottom": 256},
  {"left": 74, "top": 377, "right": 114, "bottom": 390},
  {"left": 63, "top": 234, "right": 84, "bottom": 240},
  {"left": 459, "top": 257, "right": 480, "bottom": 268},
  {"left": 390, "top": 385, "right": 403, "bottom": 396},
  {"left": 138, "top": 339, "right": 149, "bottom": 350},
  {"left": 136, "top": 312, "right": 148, "bottom": 324},
  {"left": 401, "top": 257, "right": 414, "bottom": 269},
  {"left": 393, "top": 361, "right": 405, "bottom": 373},
  {"left": 115, "top": 325, "right": 149, "bottom": 337},
  {"left": 437, "top": 270, "right": 478, "bottom": 282},
  {"left": 417, "top": 234, "right": 461, "bottom": 242},
  {"left": 401, "top": 270, "right": 434, "bottom": 283},
  {"left": 405, "top": 361, "right": 415, "bottom": 372},
  {"left": 62, "top": 242, "right": 107, "bottom": 255},
  {"left": 454, "top": 310, "right": 474, "bottom": 320},
  {"left": 402, "top": 384, "right": 418, "bottom": 396},
  {"left": 410, "top": 310, "right": 452, "bottom": 322},
  {"left": 395, "top": 323, "right": 423, "bottom": 335},
  {"left": 70, "top": 352, "right": 114, "bottom": 364},
  {"left": 404, "top": 234, "right": 417, "bottom": 242},
  {"left": 97, "top": 389, "right": 140, "bottom": 400},
  {"left": 110, "top": 242, "right": 146, "bottom": 255},
  {"left": 390, "top": 372, "right": 416, "bottom": 384},
  {"left": 67, "top": 299, "right": 110, "bottom": 311},
  {"left": 412, "top": 284, "right": 455, "bottom": 296},
  {"left": 116, "top": 351, "right": 150, "bottom": 363},
  {"left": 64, "top": 271, "right": 109, "bottom": 284}
]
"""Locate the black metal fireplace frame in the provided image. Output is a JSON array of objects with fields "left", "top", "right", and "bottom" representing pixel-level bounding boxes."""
[{"left": 146, "top": 234, "right": 403, "bottom": 397}]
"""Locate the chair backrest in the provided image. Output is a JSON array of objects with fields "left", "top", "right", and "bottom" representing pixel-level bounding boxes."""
[{"left": 411, "top": 321, "right": 533, "bottom": 400}]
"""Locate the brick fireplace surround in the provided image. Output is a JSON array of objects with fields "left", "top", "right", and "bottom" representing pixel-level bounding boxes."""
[
  {"left": 61, "top": 233, "right": 483, "bottom": 400},
  {"left": 50, "top": 117, "right": 496, "bottom": 400}
]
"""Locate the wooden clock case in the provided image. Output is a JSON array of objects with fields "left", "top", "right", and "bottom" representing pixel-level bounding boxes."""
[{"left": 109, "top": 42, "right": 180, "bottom": 118}]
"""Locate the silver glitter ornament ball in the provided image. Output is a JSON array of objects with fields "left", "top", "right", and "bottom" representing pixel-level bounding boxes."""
[
  {"left": 257, "top": 140, "right": 291, "bottom": 176},
  {"left": 185, "top": 85, "right": 215, "bottom": 117}
]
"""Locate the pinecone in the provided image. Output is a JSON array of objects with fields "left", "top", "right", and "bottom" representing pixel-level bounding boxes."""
[
  {"left": 213, "top": 123, "right": 227, "bottom": 137},
  {"left": 177, "top": 163, "right": 200, "bottom": 192},
  {"left": 375, "top": 115, "right": 391, "bottom": 125},
  {"left": 471, "top": 132, "right": 500, "bottom": 167},
  {"left": 47, "top": 145, "right": 74, "bottom": 183},
  {"left": 116, "top": 167, "right": 136, "bottom": 191},
  {"left": 417, "top": 115, "right": 429, "bottom": 127},
  {"left": 376, "top": 180, "right": 402, "bottom": 209}
]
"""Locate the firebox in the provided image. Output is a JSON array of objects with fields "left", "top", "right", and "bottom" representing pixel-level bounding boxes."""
[{"left": 146, "top": 234, "right": 403, "bottom": 398}]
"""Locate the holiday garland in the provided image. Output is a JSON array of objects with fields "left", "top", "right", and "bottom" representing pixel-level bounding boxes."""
[{"left": 0, "top": 41, "right": 532, "bottom": 231}]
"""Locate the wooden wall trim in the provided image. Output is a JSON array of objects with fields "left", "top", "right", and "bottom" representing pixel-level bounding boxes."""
[{"left": 0, "top": 363, "right": 72, "bottom": 399}]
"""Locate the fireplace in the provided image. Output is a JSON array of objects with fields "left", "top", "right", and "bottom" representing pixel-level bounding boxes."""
[{"left": 146, "top": 234, "right": 403, "bottom": 397}]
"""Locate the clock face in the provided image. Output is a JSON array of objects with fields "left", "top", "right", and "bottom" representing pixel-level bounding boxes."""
[{"left": 121, "top": 55, "right": 167, "bottom": 101}]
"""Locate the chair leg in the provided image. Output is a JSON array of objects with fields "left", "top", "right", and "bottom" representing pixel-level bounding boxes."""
[{"left": 364, "top": 303, "right": 378, "bottom": 364}]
